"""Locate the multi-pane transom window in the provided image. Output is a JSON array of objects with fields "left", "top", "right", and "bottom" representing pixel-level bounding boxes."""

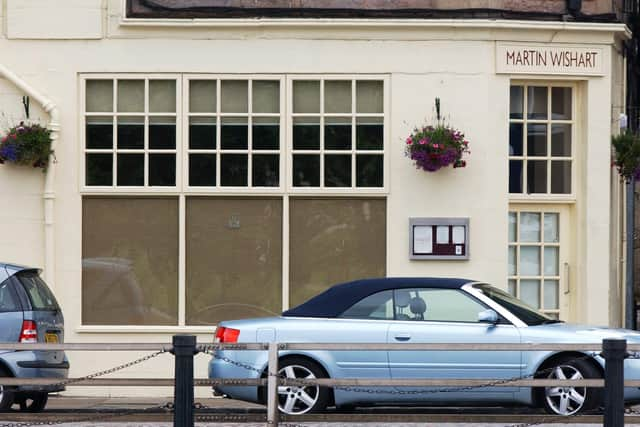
[
  {"left": 187, "top": 79, "right": 282, "bottom": 188},
  {"left": 84, "top": 78, "right": 179, "bottom": 187},
  {"left": 508, "top": 211, "right": 561, "bottom": 318},
  {"left": 291, "top": 79, "right": 384, "bottom": 188},
  {"left": 509, "top": 84, "right": 573, "bottom": 195}
]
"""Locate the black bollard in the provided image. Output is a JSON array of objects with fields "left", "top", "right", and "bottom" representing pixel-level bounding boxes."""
[
  {"left": 603, "top": 338, "right": 627, "bottom": 427},
  {"left": 173, "top": 335, "right": 197, "bottom": 427}
]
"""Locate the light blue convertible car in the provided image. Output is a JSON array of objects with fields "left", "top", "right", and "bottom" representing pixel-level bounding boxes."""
[{"left": 208, "top": 277, "right": 640, "bottom": 416}]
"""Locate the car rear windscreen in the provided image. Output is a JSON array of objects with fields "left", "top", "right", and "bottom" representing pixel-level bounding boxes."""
[{"left": 17, "top": 271, "right": 59, "bottom": 311}]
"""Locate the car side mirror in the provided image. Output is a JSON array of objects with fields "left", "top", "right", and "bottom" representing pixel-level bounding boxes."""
[{"left": 478, "top": 309, "right": 499, "bottom": 324}]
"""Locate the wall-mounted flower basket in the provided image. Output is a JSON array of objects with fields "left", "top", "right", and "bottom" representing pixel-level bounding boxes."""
[
  {"left": 612, "top": 131, "right": 640, "bottom": 182},
  {"left": 405, "top": 98, "right": 470, "bottom": 172},
  {"left": 0, "top": 122, "right": 53, "bottom": 171}
]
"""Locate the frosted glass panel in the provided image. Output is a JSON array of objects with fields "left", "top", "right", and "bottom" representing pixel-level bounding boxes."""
[
  {"left": 221, "top": 80, "right": 248, "bottom": 113},
  {"left": 253, "top": 81, "right": 279, "bottom": 114},
  {"left": 508, "top": 212, "right": 517, "bottom": 243},
  {"left": 544, "top": 280, "right": 559, "bottom": 309},
  {"left": 118, "top": 80, "right": 144, "bottom": 113},
  {"left": 86, "top": 80, "right": 113, "bottom": 112},
  {"left": 149, "top": 80, "right": 176, "bottom": 113},
  {"left": 519, "top": 212, "right": 540, "bottom": 242},
  {"left": 356, "top": 81, "right": 383, "bottom": 113},
  {"left": 508, "top": 246, "right": 516, "bottom": 275},
  {"left": 544, "top": 213, "right": 559, "bottom": 242},
  {"left": 189, "top": 80, "right": 216, "bottom": 113},
  {"left": 544, "top": 247, "right": 559, "bottom": 276},
  {"left": 293, "top": 81, "right": 320, "bottom": 114},
  {"left": 520, "top": 280, "right": 541, "bottom": 309},
  {"left": 325, "top": 81, "right": 351, "bottom": 114},
  {"left": 520, "top": 246, "right": 540, "bottom": 276}
]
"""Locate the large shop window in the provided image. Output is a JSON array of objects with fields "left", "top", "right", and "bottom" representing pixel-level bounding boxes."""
[{"left": 509, "top": 84, "right": 573, "bottom": 195}]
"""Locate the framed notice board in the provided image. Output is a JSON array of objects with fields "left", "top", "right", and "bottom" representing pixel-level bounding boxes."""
[{"left": 409, "top": 217, "right": 469, "bottom": 260}]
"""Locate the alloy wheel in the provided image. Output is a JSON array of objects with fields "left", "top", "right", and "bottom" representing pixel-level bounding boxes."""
[
  {"left": 277, "top": 364, "right": 319, "bottom": 415},
  {"left": 545, "top": 364, "right": 586, "bottom": 415}
]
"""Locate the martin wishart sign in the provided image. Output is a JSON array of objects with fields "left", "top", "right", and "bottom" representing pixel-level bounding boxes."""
[{"left": 496, "top": 43, "right": 604, "bottom": 76}]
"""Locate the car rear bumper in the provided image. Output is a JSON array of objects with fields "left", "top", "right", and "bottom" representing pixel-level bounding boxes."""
[
  {"left": 208, "top": 351, "right": 263, "bottom": 403},
  {"left": 0, "top": 350, "right": 69, "bottom": 393}
]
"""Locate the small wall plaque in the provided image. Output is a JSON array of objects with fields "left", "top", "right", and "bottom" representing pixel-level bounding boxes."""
[{"left": 409, "top": 217, "right": 469, "bottom": 260}]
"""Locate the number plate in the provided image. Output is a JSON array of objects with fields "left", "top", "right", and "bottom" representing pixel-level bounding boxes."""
[{"left": 45, "top": 333, "right": 58, "bottom": 344}]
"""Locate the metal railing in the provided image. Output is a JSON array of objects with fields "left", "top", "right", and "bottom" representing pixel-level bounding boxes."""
[{"left": 0, "top": 337, "right": 638, "bottom": 426}]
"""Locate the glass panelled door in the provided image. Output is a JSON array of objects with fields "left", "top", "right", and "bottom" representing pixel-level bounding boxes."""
[{"left": 508, "top": 207, "right": 570, "bottom": 319}]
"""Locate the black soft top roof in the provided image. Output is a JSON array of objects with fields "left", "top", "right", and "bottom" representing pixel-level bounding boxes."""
[{"left": 282, "top": 277, "right": 475, "bottom": 318}]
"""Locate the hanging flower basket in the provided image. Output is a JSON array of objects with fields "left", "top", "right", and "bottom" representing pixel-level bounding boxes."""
[
  {"left": 0, "top": 122, "right": 53, "bottom": 171},
  {"left": 611, "top": 131, "right": 640, "bottom": 182},
  {"left": 405, "top": 98, "right": 470, "bottom": 172}
]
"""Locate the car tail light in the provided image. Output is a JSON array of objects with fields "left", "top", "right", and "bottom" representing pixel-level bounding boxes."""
[
  {"left": 19, "top": 320, "right": 38, "bottom": 343},
  {"left": 214, "top": 326, "right": 240, "bottom": 343}
]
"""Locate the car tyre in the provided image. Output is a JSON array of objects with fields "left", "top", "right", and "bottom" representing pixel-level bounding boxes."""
[
  {"left": 0, "top": 368, "right": 15, "bottom": 412},
  {"left": 18, "top": 393, "right": 48, "bottom": 412},
  {"left": 276, "top": 357, "right": 329, "bottom": 415},
  {"left": 539, "top": 357, "right": 602, "bottom": 416}
]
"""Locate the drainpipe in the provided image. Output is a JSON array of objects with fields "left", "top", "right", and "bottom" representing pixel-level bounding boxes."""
[
  {"left": 626, "top": 179, "right": 636, "bottom": 330},
  {"left": 0, "top": 64, "right": 59, "bottom": 287}
]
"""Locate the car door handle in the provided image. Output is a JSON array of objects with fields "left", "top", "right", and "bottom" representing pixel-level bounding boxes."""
[{"left": 394, "top": 333, "right": 411, "bottom": 341}]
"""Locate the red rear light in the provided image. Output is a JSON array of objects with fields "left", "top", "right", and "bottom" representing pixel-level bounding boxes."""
[
  {"left": 19, "top": 320, "right": 38, "bottom": 343},
  {"left": 214, "top": 326, "right": 240, "bottom": 343}
]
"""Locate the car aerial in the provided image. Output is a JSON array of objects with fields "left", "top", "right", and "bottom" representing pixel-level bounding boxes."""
[
  {"left": 208, "top": 277, "right": 640, "bottom": 416},
  {"left": 0, "top": 262, "right": 68, "bottom": 412}
]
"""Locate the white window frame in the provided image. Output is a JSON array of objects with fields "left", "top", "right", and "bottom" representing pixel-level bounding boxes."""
[{"left": 508, "top": 81, "right": 577, "bottom": 202}]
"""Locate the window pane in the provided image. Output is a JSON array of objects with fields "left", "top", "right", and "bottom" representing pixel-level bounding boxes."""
[
  {"left": 509, "top": 160, "right": 523, "bottom": 193},
  {"left": 117, "top": 80, "right": 144, "bottom": 113},
  {"left": 82, "top": 197, "right": 178, "bottom": 325},
  {"left": 252, "top": 154, "right": 279, "bottom": 187},
  {"left": 117, "top": 117, "right": 144, "bottom": 149},
  {"left": 325, "top": 154, "right": 351, "bottom": 187},
  {"left": 508, "top": 246, "right": 516, "bottom": 275},
  {"left": 552, "top": 87, "right": 572, "bottom": 120},
  {"left": 527, "top": 86, "right": 547, "bottom": 119},
  {"left": 551, "top": 124, "right": 571, "bottom": 156},
  {"left": 356, "top": 81, "right": 383, "bottom": 114},
  {"left": 544, "top": 246, "right": 559, "bottom": 276},
  {"left": 252, "top": 117, "right": 279, "bottom": 150},
  {"left": 416, "top": 289, "right": 486, "bottom": 323},
  {"left": 325, "top": 117, "right": 351, "bottom": 150},
  {"left": 149, "top": 154, "right": 175, "bottom": 186},
  {"left": 86, "top": 154, "right": 112, "bottom": 186},
  {"left": 252, "top": 80, "right": 279, "bottom": 114},
  {"left": 189, "top": 117, "right": 216, "bottom": 150},
  {"left": 86, "top": 117, "right": 113, "bottom": 149},
  {"left": 189, "top": 154, "right": 216, "bottom": 187},
  {"left": 520, "top": 246, "right": 540, "bottom": 276},
  {"left": 0, "top": 279, "right": 19, "bottom": 311},
  {"left": 293, "top": 117, "right": 320, "bottom": 150},
  {"left": 508, "top": 279, "right": 517, "bottom": 296},
  {"left": 551, "top": 161, "right": 571, "bottom": 194},
  {"left": 527, "top": 160, "right": 547, "bottom": 194},
  {"left": 86, "top": 80, "right": 113, "bottom": 112},
  {"left": 544, "top": 213, "right": 559, "bottom": 243},
  {"left": 520, "top": 212, "right": 541, "bottom": 242},
  {"left": 509, "top": 86, "right": 523, "bottom": 119},
  {"left": 520, "top": 279, "right": 540, "bottom": 309},
  {"left": 149, "top": 117, "right": 176, "bottom": 149},
  {"left": 509, "top": 123, "right": 523, "bottom": 156},
  {"left": 117, "top": 154, "right": 144, "bottom": 186},
  {"left": 340, "top": 290, "right": 393, "bottom": 320},
  {"left": 289, "top": 198, "right": 386, "bottom": 306},
  {"left": 293, "top": 81, "right": 320, "bottom": 114},
  {"left": 189, "top": 80, "right": 216, "bottom": 113},
  {"left": 325, "top": 80, "right": 351, "bottom": 114},
  {"left": 508, "top": 212, "right": 517, "bottom": 242},
  {"left": 293, "top": 155, "right": 320, "bottom": 187},
  {"left": 527, "top": 124, "right": 547, "bottom": 156},
  {"left": 221, "top": 117, "right": 248, "bottom": 150},
  {"left": 544, "top": 280, "right": 559, "bottom": 310},
  {"left": 221, "top": 80, "right": 248, "bottom": 113},
  {"left": 356, "top": 117, "right": 383, "bottom": 150},
  {"left": 149, "top": 80, "right": 176, "bottom": 113},
  {"left": 356, "top": 155, "right": 383, "bottom": 187},
  {"left": 220, "top": 154, "right": 247, "bottom": 186},
  {"left": 186, "top": 198, "right": 282, "bottom": 324}
]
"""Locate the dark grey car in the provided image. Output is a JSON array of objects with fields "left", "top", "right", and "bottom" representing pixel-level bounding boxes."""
[{"left": 0, "top": 263, "right": 69, "bottom": 412}]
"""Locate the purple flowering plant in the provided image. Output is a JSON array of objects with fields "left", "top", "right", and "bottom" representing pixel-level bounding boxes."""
[
  {"left": 404, "top": 98, "right": 470, "bottom": 172},
  {"left": 0, "top": 121, "right": 53, "bottom": 170}
]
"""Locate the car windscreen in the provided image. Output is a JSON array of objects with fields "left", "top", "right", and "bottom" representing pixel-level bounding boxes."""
[
  {"left": 473, "top": 283, "right": 557, "bottom": 326},
  {"left": 16, "top": 271, "right": 60, "bottom": 311}
]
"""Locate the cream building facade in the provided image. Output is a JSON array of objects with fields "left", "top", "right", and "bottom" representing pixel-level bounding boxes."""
[{"left": 0, "top": 0, "right": 631, "bottom": 396}]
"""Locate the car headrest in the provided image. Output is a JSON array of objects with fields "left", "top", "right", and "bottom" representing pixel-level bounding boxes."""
[
  {"left": 409, "top": 296, "right": 427, "bottom": 315},
  {"left": 395, "top": 290, "right": 411, "bottom": 308}
]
